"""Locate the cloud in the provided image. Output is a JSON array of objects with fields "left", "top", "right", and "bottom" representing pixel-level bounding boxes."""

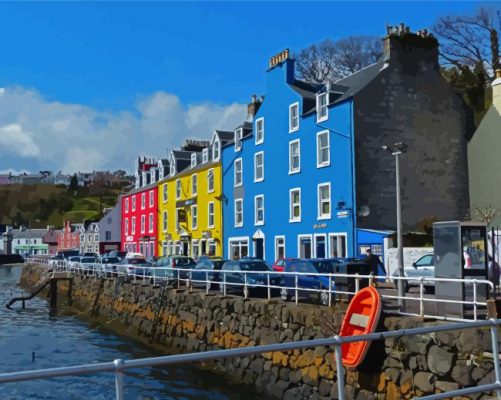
[
  {"left": 0, "top": 87, "right": 247, "bottom": 173},
  {"left": 0, "top": 168, "right": 31, "bottom": 175}
]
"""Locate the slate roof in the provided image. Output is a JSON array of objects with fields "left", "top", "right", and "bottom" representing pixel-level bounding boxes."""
[{"left": 10, "top": 229, "right": 47, "bottom": 239}]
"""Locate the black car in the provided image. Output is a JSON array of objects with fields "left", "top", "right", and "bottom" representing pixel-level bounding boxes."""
[
  {"left": 219, "top": 259, "right": 280, "bottom": 297},
  {"left": 191, "top": 258, "right": 230, "bottom": 289}
]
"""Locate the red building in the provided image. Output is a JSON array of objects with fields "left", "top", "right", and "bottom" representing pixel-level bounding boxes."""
[{"left": 57, "top": 221, "right": 81, "bottom": 251}]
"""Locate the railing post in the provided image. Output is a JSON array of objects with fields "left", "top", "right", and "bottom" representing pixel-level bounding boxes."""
[
  {"left": 206, "top": 271, "right": 210, "bottom": 294},
  {"left": 114, "top": 358, "right": 125, "bottom": 400},
  {"left": 489, "top": 319, "right": 501, "bottom": 400},
  {"left": 328, "top": 275, "right": 332, "bottom": 307},
  {"left": 369, "top": 273, "right": 374, "bottom": 287},
  {"left": 188, "top": 270, "right": 192, "bottom": 290},
  {"left": 267, "top": 273, "right": 271, "bottom": 300},
  {"left": 244, "top": 272, "right": 248, "bottom": 299},
  {"left": 473, "top": 280, "right": 478, "bottom": 321},
  {"left": 295, "top": 274, "right": 298, "bottom": 306},
  {"left": 419, "top": 277, "right": 424, "bottom": 318},
  {"left": 334, "top": 336, "right": 346, "bottom": 400},
  {"left": 223, "top": 272, "right": 227, "bottom": 296},
  {"left": 355, "top": 273, "right": 360, "bottom": 293}
]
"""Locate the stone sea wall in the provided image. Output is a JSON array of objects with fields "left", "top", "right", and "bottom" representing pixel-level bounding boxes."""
[{"left": 20, "top": 264, "right": 499, "bottom": 400}]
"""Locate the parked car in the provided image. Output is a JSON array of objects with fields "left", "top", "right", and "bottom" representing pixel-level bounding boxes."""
[
  {"left": 272, "top": 257, "right": 299, "bottom": 272},
  {"left": 67, "top": 256, "right": 83, "bottom": 270},
  {"left": 80, "top": 256, "right": 100, "bottom": 276},
  {"left": 394, "top": 253, "right": 435, "bottom": 293},
  {"left": 100, "top": 256, "right": 122, "bottom": 277},
  {"left": 219, "top": 259, "right": 280, "bottom": 297},
  {"left": 118, "top": 258, "right": 153, "bottom": 282},
  {"left": 108, "top": 250, "right": 127, "bottom": 260},
  {"left": 280, "top": 259, "right": 337, "bottom": 305},
  {"left": 191, "top": 258, "right": 230, "bottom": 288}
]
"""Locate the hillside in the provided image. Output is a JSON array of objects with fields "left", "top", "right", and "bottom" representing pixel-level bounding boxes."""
[{"left": 0, "top": 184, "right": 123, "bottom": 229}]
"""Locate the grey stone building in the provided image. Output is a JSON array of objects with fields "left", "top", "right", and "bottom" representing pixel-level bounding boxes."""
[
  {"left": 334, "top": 24, "right": 474, "bottom": 230},
  {"left": 98, "top": 202, "right": 122, "bottom": 253}
]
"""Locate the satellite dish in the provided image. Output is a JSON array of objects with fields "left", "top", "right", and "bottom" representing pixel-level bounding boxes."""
[{"left": 357, "top": 205, "right": 370, "bottom": 217}]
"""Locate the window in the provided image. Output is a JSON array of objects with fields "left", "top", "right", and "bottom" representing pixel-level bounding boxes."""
[
  {"left": 149, "top": 190, "right": 154, "bottom": 207},
  {"left": 318, "top": 183, "right": 331, "bottom": 219},
  {"left": 191, "top": 205, "right": 198, "bottom": 229},
  {"left": 176, "top": 179, "right": 181, "bottom": 199},
  {"left": 170, "top": 162, "right": 175, "bottom": 176},
  {"left": 255, "top": 118, "right": 264, "bottom": 144},
  {"left": 192, "top": 240, "right": 199, "bottom": 258},
  {"left": 275, "top": 236, "right": 285, "bottom": 261},
  {"left": 298, "top": 235, "right": 312, "bottom": 259},
  {"left": 131, "top": 217, "right": 136, "bottom": 234},
  {"left": 289, "top": 188, "right": 301, "bottom": 222},
  {"left": 149, "top": 213, "right": 154, "bottom": 233},
  {"left": 191, "top": 153, "right": 197, "bottom": 167},
  {"left": 141, "top": 215, "right": 146, "bottom": 233},
  {"left": 141, "top": 193, "right": 146, "bottom": 209},
  {"left": 316, "top": 92, "right": 328, "bottom": 122},
  {"left": 125, "top": 219, "right": 129, "bottom": 236},
  {"left": 132, "top": 196, "right": 136, "bottom": 211},
  {"left": 255, "top": 195, "right": 264, "bottom": 225},
  {"left": 213, "top": 140, "right": 220, "bottom": 161},
  {"left": 163, "top": 211, "right": 168, "bottom": 232},
  {"left": 208, "top": 202, "right": 215, "bottom": 228},
  {"left": 202, "top": 148, "right": 209, "bottom": 163},
  {"left": 254, "top": 152, "right": 264, "bottom": 182},
  {"left": 317, "top": 130, "right": 330, "bottom": 167},
  {"left": 175, "top": 209, "right": 181, "bottom": 232},
  {"left": 163, "top": 184, "right": 168, "bottom": 203},
  {"left": 234, "top": 158, "right": 243, "bottom": 187},
  {"left": 289, "top": 140, "right": 300, "bottom": 174},
  {"left": 94, "top": 234, "right": 99, "bottom": 242},
  {"left": 329, "top": 234, "right": 347, "bottom": 258},
  {"left": 234, "top": 128, "right": 243, "bottom": 151},
  {"left": 207, "top": 169, "right": 214, "bottom": 193},
  {"left": 208, "top": 240, "right": 217, "bottom": 257},
  {"left": 229, "top": 239, "right": 249, "bottom": 260},
  {"left": 289, "top": 102, "right": 299, "bottom": 132},
  {"left": 235, "top": 199, "right": 243, "bottom": 227},
  {"left": 314, "top": 234, "right": 326, "bottom": 258},
  {"left": 80, "top": 234, "right": 85, "bottom": 242},
  {"left": 125, "top": 198, "right": 129, "bottom": 213},
  {"left": 192, "top": 174, "right": 198, "bottom": 196}
]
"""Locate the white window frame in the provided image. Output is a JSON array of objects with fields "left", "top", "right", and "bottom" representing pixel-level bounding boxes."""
[
  {"left": 202, "top": 148, "right": 209, "bottom": 163},
  {"left": 162, "top": 211, "right": 168, "bottom": 232},
  {"left": 213, "top": 139, "right": 220, "bottom": 161},
  {"left": 170, "top": 162, "right": 175, "bottom": 176},
  {"left": 289, "top": 187, "right": 301, "bottom": 223},
  {"left": 329, "top": 232, "right": 348, "bottom": 258},
  {"left": 175, "top": 208, "right": 181, "bottom": 232},
  {"left": 131, "top": 217, "right": 136, "bottom": 234},
  {"left": 254, "top": 151, "right": 264, "bottom": 183},
  {"left": 191, "top": 153, "right": 197, "bottom": 168},
  {"left": 176, "top": 179, "right": 181, "bottom": 200},
  {"left": 207, "top": 202, "right": 215, "bottom": 228},
  {"left": 141, "top": 193, "right": 146, "bottom": 210},
  {"left": 149, "top": 213, "right": 154, "bottom": 233},
  {"left": 234, "top": 199, "right": 243, "bottom": 228},
  {"left": 163, "top": 184, "right": 168, "bottom": 203},
  {"left": 316, "top": 130, "right": 330, "bottom": 168},
  {"left": 132, "top": 196, "right": 136, "bottom": 211},
  {"left": 289, "top": 139, "right": 301, "bottom": 174},
  {"left": 207, "top": 169, "right": 215, "bottom": 193},
  {"left": 191, "top": 174, "right": 198, "bottom": 196},
  {"left": 317, "top": 182, "right": 331, "bottom": 220},
  {"left": 125, "top": 218, "right": 129, "bottom": 236},
  {"left": 234, "top": 158, "right": 243, "bottom": 187},
  {"left": 234, "top": 128, "right": 243, "bottom": 152},
  {"left": 313, "top": 233, "right": 327, "bottom": 258},
  {"left": 297, "top": 234, "right": 313, "bottom": 259},
  {"left": 274, "top": 235, "right": 286, "bottom": 262},
  {"left": 191, "top": 205, "right": 198, "bottom": 230},
  {"left": 254, "top": 194, "right": 264, "bottom": 226},
  {"left": 255, "top": 117, "right": 264, "bottom": 145},
  {"left": 125, "top": 198, "right": 129, "bottom": 213},
  {"left": 149, "top": 190, "right": 154, "bottom": 207},
  {"left": 289, "top": 102, "right": 299, "bottom": 133},
  {"left": 141, "top": 215, "right": 145, "bottom": 234},
  {"left": 316, "top": 92, "right": 328, "bottom": 122}
]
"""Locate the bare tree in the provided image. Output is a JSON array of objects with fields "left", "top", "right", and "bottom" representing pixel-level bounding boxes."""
[
  {"left": 433, "top": 7, "right": 500, "bottom": 79},
  {"left": 295, "top": 36, "right": 382, "bottom": 83}
]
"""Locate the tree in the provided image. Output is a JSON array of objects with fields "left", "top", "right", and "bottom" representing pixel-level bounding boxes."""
[
  {"left": 433, "top": 7, "right": 501, "bottom": 80},
  {"left": 295, "top": 36, "right": 382, "bottom": 83},
  {"left": 68, "top": 174, "right": 78, "bottom": 193}
]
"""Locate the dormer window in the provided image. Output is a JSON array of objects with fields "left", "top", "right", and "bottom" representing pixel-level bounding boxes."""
[
  {"left": 202, "top": 148, "right": 209, "bottom": 163},
  {"left": 316, "top": 93, "right": 328, "bottom": 122},
  {"left": 151, "top": 169, "right": 156, "bottom": 183},
  {"left": 234, "top": 128, "right": 243, "bottom": 152},
  {"left": 255, "top": 118, "right": 264, "bottom": 144},
  {"left": 213, "top": 140, "right": 220, "bottom": 161},
  {"left": 289, "top": 102, "right": 299, "bottom": 132},
  {"left": 191, "top": 153, "right": 197, "bottom": 168},
  {"left": 170, "top": 161, "right": 175, "bottom": 176}
]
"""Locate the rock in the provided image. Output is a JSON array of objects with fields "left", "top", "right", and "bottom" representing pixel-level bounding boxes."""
[
  {"left": 451, "top": 364, "right": 473, "bottom": 386},
  {"left": 435, "top": 381, "right": 459, "bottom": 392},
  {"left": 427, "top": 345, "right": 455, "bottom": 376},
  {"left": 383, "top": 357, "right": 402, "bottom": 369},
  {"left": 356, "top": 389, "right": 376, "bottom": 400},
  {"left": 284, "top": 387, "right": 300, "bottom": 400},
  {"left": 302, "top": 365, "right": 319, "bottom": 386},
  {"left": 399, "top": 370, "right": 413, "bottom": 395},
  {"left": 478, "top": 370, "right": 495, "bottom": 386},
  {"left": 409, "top": 355, "right": 428, "bottom": 371},
  {"left": 249, "top": 358, "right": 264, "bottom": 374},
  {"left": 267, "top": 379, "right": 289, "bottom": 398},
  {"left": 414, "top": 372, "right": 435, "bottom": 393},
  {"left": 318, "top": 378, "right": 332, "bottom": 396},
  {"left": 472, "top": 367, "right": 489, "bottom": 382},
  {"left": 385, "top": 368, "right": 401, "bottom": 383}
]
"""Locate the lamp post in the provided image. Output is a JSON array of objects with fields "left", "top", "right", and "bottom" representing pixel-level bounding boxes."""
[{"left": 382, "top": 142, "right": 408, "bottom": 309}]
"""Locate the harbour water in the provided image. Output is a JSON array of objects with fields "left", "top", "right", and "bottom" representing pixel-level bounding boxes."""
[{"left": 0, "top": 265, "right": 259, "bottom": 400}]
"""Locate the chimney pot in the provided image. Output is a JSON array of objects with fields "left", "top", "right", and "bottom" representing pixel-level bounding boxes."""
[
  {"left": 496, "top": 69, "right": 501, "bottom": 79},
  {"left": 252, "top": 94, "right": 257, "bottom": 103}
]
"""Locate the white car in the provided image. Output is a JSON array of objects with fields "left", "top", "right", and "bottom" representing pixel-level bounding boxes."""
[{"left": 394, "top": 253, "right": 435, "bottom": 293}]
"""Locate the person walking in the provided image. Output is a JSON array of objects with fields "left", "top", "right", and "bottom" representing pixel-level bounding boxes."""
[
  {"left": 488, "top": 256, "right": 500, "bottom": 294},
  {"left": 365, "top": 248, "right": 387, "bottom": 279}
]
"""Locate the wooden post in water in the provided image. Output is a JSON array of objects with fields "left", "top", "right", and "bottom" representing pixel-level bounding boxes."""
[{"left": 49, "top": 280, "right": 58, "bottom": 314}]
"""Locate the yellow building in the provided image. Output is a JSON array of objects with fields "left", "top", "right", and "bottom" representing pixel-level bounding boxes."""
[{"left": 157, "top": 144, "right": 223, "bottom": 258}]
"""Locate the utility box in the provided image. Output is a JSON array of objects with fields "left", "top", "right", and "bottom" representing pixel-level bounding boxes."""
[{"left": 433, "top": 221, "right": 488, "bottom": 319}]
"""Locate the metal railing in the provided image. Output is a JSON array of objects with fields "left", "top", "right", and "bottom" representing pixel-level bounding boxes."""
[
  {"left": 24, "top": 257, "right": 494, "bottom": 322},
  {"left": 0, "top": 319, "right": 500, "bottom": 400}
]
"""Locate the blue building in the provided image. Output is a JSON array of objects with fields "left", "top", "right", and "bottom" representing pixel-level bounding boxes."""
[{"left": 222, "top": 50, "right": 357, "bottom": 264}]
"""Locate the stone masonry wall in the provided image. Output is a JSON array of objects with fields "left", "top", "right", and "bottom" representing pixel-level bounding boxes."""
[{"left": 20, "top": 264, "right": 499, "bottom": 400}]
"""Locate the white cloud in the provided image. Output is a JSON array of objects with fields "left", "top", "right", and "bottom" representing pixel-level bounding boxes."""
[
  {"left": 0, "top": 168, "right": 31, "bottom": 175},
  {"left": 0, "top": 86, "right": 247, "bottom": 173}
]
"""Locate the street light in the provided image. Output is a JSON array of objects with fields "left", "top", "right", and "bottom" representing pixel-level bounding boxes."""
[{"left": 382, "top": 142, "right": 408, "bottom": 310}]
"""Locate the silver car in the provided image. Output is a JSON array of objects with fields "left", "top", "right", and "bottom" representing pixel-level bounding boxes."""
[{"left": 394, "top": 253, "right": 435, "bottom": 293}]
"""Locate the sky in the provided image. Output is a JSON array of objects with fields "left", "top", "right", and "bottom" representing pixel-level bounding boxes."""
[{"left": 0, "top": 1, "right": 495, "bottom": 174}]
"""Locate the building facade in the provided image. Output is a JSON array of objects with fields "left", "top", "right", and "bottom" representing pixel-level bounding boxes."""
[
  {"left": 98, "top": 203, "right": 122, "bottom": 253},
  {"left": 10, "top": 229, "right": 49, "bottom": 255},
  {"left": 79, "top": 222, "right": 100, "bottom": 254},
  {"left": 222, "top": 51, "right": 357, "bottom": 264},
  {"left": 42, "top": 226, "right": 60, "bottom": 254},
  {"left": 57, "top": 221, "right": 81, "bottom": 251},
  {"left": 158, "top": 141, "right": 223, "bottom": 258}
]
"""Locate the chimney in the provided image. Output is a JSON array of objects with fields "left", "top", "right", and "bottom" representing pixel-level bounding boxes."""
[
  {"left": 493, "top": 69, "right": 501, "bottom": 111},
  {"left": 382, "top": 23, "right": 439, "bottom": 72},
  {"left": 266, "top": 48, "right": 295, "bottom": 87},
  {"left": 247, "top": 94, "right": 263, "bottom": 118}
]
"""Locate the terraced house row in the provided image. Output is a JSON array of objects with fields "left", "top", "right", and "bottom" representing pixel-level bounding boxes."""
[{"left": 120, "top": 25, "right": 474, "bottom": 265}]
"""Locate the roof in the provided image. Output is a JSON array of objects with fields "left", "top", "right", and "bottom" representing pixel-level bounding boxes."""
[
  {"left": 172, "top": 150, "right": 192, "bottom": 160},
  {"left": 9, "top": 229, "right": 47, "bottom": 239},
  {"left": 289, "top": 80, "right": 322, "bottom": 99},
  {"left": 125, "top": 180, "right": 158, "bottom": 196}
]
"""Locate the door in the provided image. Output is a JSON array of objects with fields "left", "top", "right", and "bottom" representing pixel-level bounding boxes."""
[
  {"left": 182, "top": 242, "right": 189, "bottom": 256},
  {"left": 407, "top": 254, "right": 434, "bottom": 281},
  {"left": 299, "top": 236, "right": 312, "bottom": 259},
  {"left": 255, "top": 238, "right": 264, "bottom": 260},
  {"left": 315, "top": 235, "right": 326, "bottom": 258}
]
